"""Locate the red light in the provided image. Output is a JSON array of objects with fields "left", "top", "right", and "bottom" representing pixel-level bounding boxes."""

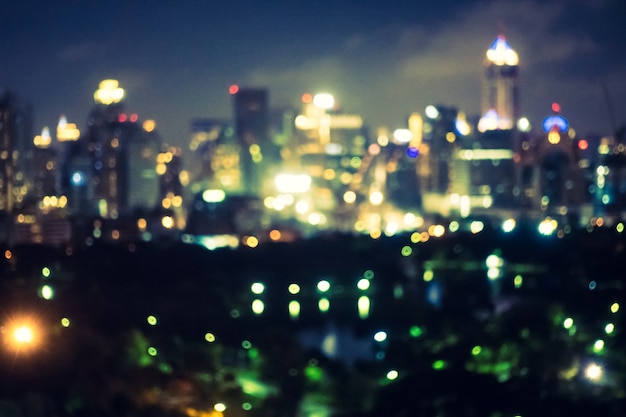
[
  {"left": 118, "top": 114, "right": 127, "bottom": 123},
  {"left": 229, "top": 85, "right": 239, "bottom": 95},
  {"left": 130, "top": 114, "right": 138, "bottom": 122},
  {"left": 578, "top": 139, "right": 589, "bottom": 150},
  {"left": 551, "top": 102, "right": 561, "bottom": 113},
  {"left": 301, "top": 93, "right": 312, "bottom": 103}
]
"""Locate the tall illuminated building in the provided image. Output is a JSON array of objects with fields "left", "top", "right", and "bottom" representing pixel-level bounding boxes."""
[
  {"left": 62, "top": 80, "right": 161, "bottom": 219},
  {"left": 479, "top": 35, "right": 520, "bottom": 132},
  {"left": 0, "top": 92, "right": 32, "bottom": 214},
  {"left": 231, "top": 86, "right": 271, "bottom": 196}
]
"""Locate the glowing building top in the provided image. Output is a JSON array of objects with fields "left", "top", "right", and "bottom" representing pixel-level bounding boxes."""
[
  {"left": 479, "top": 35, "right": 520, "bottom": 131},
  {"left": 94, "top": 79, "right": 125, "bottom": 105},
  {"left": 485, "top": 35, "right": 519, "bottom": 66}
]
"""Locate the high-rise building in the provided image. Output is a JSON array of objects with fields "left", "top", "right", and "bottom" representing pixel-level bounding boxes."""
[
  {"left": 231, "top": 86, "right": 271, "bottom": 196},
  {"left": 479, "top": 36, "right": 520, "bottom": 132}
]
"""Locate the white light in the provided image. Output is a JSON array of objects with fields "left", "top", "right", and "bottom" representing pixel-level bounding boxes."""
[
  {"left": 202, "top": 189, "right": 226, "bottom": 203},
  {"left": 373, "top": 331, "right": 387, "bottom": 342},
  {"left": 392, "top": 129, "right": 412, "bottom": 144},
  {"left": 585, "top": 363, "right": 603, "bottom": 381},
  {"left": 313, "top": 93, "right": 335, "bottom": 109},
  {"left": 369, "top": 191, "right": 384, "bottom": 205},
  {"left": 275, "top": 174, "right": 311, "bottom": 193},
  {"left": 502, "top": 218, "right": 516, "bottom": 233},
  {"left": 425, "top": 105, "right": 439, "bottom": 119}
]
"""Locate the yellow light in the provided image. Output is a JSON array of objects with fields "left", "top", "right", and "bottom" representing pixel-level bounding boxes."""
[
  {"left": 214, "top": 403, "right": 227, "bottom": 413},
  {"left": 610, "top": 303, "right": 620, "bottom": 313},
  {"left": 318, "top": 298, "right": 330, "bottom": 312},
  {"left": 245, "top": 236, "right": 259, "bottom": 248},
  {"left": 94, "top": 79, "right": 125, "bottom": 105},
  {"left": 548, "top": 130, "right": 561, "bottom": 144},
  {"left": 358, "top": 295, "right": 370, "bottom": 319},
  {"left": 143, "top": 119, "right": 156, "bottom": 132},
  {"left": 343, "top": 191, "right": 357, "bottom": 204},
  {"left": 288, "top": 284, "right": 300, "bottom": 294},
  {"left": 289, "top": 300, "right": 300, "bottom": 319},
  {"left": 251, "top": 299, "right": 264, "bottom": 315}
]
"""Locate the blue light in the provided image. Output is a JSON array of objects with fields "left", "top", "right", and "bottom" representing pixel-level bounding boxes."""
[
  {"left": 407, "top": 147, "right": 419, "bottom": 158},
  {"left": 71, "top": 171, "right": 85, "bottom": 186},
  {"left": 542, "top": 115, "right": 568, "bottom": 133}
]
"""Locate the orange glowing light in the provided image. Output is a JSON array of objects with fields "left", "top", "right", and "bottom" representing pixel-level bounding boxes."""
[
  {"left": 301, "top": 93, "right": 313, "bottom": 103},
  {"left": 130, "top": 114, "right": 138, "bottom": 123},
  {"left": 229, "top": 84, "right": 239, "bottom": 95},
  {"left": 578, "top": 139, "right": 589, "bottom": 150},
  {"left": 552, "top": 102, "right": 561, "bottom": 113},
  {"left": 3, "top": 315, "right": 43, "bottom": 353}
]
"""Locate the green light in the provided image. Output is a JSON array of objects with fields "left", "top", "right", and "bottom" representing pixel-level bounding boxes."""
[
  {"left": 205, "top": 332, "right": 216, "bottom": 342},
  {"left": 147, "top": 315, "right": 158, "bottom": 326},
  {"left": 61, "top": 317, "right": 70, "bottom": 327},
  {"left": 401, "top": 246, "right": 412, "bottom": 257},
  {"left": 423, "top": 269, "right": 433, "bottom": 282},
  {"left": 148, "top": 346, "right": 158, "bottom": 356},
  {"left": 593, "top": 339, "right": 605, "bottom": 353},
  {"left": 242, "top": 340, "right": 252, "bottom": 349},
  {"left": 611, "top": 302, "right": 620, "bottom": 313},
  {"left": 432, "top": 359, "right": 447, "bottom": 370},
  {"left": 605, "top": 323, "right": 615, "bottom": 334},
  {"left": 40, "top": 284, "right": 54, "bottom": 300},
  {"left": 563, "top": 317, "right": 574, "bottom": 329},
  {"left": 41, "top": 267, "right": 51, "bottom": 278},
  {"left": 471, "top": 345, "right": 482, "bottom": 356},
  {"left": 242, "top": 402, "right": 253, "bottom": 411},
  {"left": 363, "top": 270, "right": 375, "bottom": 279},
  {"left": 319, "top": 298, "right": 330, "bottom": 313},
  {"left": 305, "top": 365, "right": 324, "bottom": 382},
  {"left": 513, "top": 275, "right": 523, "bottom": 288},
  {"left": 159, "top": 363, "right": 172, "bottom": 373},
  {"left": 616, "top": 222, "right": 624, "bottom": 233},
  {"left": 409, "top": 326, "right": 423, "bottom": 338}
]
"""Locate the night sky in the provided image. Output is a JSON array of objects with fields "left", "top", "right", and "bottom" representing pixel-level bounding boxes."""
[{"left": 2, "top": 0, "right": 625, "bottom": 148}]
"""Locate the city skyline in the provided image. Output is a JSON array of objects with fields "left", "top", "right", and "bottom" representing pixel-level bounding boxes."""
[{"left": 2, "top": 0, "right": 625, "bottom": 149}]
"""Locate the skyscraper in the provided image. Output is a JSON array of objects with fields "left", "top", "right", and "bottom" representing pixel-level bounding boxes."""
[
  {"left": 232, "top": 87, "right": 270, "bottom": 196},
  {"left": 479, "top": 35, "right": 520, "bottom": 131}
]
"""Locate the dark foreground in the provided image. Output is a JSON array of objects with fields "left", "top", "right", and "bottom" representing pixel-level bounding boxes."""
[{"left": 1, "top": 225, "right": 625, "bottom": 417}]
